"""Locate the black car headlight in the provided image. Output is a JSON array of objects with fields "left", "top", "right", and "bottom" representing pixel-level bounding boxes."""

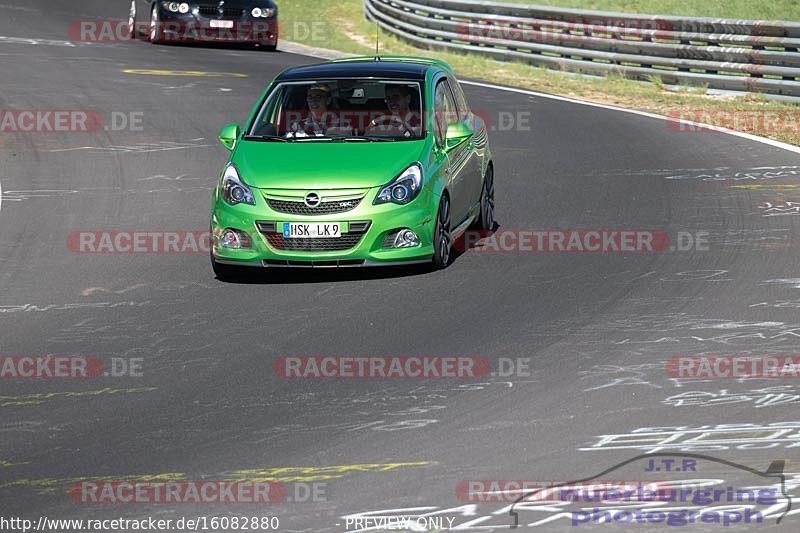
[
  {"left": 163, "top": 2, "right": 190, "bottom": 13},
  {"left": 251, "top": 7, "right": 276, "bottom": 18},
  {"left": 374, "top": 163, "right": 423, "bottom": 205},
  {"left": 220, "top": 164, "right": 256, "bottom": 206}
]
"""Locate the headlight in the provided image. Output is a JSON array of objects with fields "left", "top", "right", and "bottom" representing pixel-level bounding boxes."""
[
  {"left": 374, "top": 163, "right": 423, "bottom": 205},
  {"left": 252, "top": 7, "right": 275, "bottom": 17},
  {"left": 220, "top": 164, "right": 256, "bottom": 206},
  {"left": 164, "top": 2, "right": 189, "bottom": 13}
]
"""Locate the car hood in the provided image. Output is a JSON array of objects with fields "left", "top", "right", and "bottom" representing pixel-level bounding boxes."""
[{"left": 232, "top": 140, "right": 428, "bottom": 190}]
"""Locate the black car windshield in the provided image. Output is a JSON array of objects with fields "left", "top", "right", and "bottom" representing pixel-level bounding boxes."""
[{"left": 248, "top": 79, "right": 425, "bottom": 141}]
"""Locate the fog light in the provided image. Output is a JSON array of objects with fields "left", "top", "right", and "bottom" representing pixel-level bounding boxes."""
[
  {"left": 219, "top": 228, "right": 252, "bottom": 249},
  {"left": 393, "top": 229, "right": 420, "bottom": 248}
]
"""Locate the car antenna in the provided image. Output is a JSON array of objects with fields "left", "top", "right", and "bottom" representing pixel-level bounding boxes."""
[{"left": 374, "top": 19, "right": 381, "bottom": 61}]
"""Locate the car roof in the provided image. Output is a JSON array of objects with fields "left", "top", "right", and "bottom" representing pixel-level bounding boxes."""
[{"left": 275, "top": 57, "right": 453, "bottom": 82}]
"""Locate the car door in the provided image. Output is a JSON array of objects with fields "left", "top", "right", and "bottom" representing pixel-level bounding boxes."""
[
  {"left": 434, "top": 78, "right": 470, "bottom": 226},
  {"left": 448, "top": 77, "right": 483, "bottom": 215}
]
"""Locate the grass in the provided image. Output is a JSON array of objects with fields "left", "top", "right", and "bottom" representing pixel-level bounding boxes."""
[
  {"left": 277, "top": 0, "right": 800, "bottom": 146},
  {"left": 501, "top": 0, "right": 800, "bottom": 21}
]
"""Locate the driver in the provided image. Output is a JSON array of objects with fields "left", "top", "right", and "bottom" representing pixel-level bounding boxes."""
[
  {"left": 287, "top": 84, "right": 344, "bottom": 137},
  {"left": 365, "top": 84, "right": 421, "bottom": 136}
]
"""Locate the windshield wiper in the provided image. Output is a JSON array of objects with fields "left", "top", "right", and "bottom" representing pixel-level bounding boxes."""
[
  {"left": 242, "top": 135, "right": 290, "bottom": 142},
  {"left": 292, "top": 136, "right": 335, "bottom": 142},
  {"left": 253, "top": 135, "right": 404, "bottom": 142},
  {"left": 335, "top": 136, "right": 398, "bottom": 142}
]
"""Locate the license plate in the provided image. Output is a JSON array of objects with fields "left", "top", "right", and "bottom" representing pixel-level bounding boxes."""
[
  {"left": 283, "top": 222, "right": 341, "bottom": 239},
  {"left": 210, "top": 19, "right": 234, "bottom": 29}
]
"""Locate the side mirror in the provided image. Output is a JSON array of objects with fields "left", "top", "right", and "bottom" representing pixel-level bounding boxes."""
[
  {"left": 219, "top": 123, "right": 241, "bottom": 151},
  {"left": 445, "top": 122, "right": 472, "bottom": 150}
]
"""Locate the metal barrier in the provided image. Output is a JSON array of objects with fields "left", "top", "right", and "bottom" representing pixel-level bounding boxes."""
[{"left": 364, "top": 0, "right": 800, "bottom": 96}]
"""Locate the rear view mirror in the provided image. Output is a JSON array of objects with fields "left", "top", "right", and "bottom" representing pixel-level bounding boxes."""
[
  {"left": 445, "top": 122, "right": 472, "bottom": 150},
  {"left": 218, "top": 123, "right": 241, "bottom": 151}
]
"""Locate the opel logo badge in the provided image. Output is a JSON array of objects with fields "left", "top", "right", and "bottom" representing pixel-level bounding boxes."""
[{"left": 304, "top": 192, "right": 321, "bottom": 208}]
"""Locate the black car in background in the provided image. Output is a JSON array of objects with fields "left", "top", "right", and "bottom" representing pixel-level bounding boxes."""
[{"left": 128, "top": 0, "right": 278, "bottom": 49}]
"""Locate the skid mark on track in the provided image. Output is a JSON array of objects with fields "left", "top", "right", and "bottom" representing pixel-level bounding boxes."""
[
  {"left": 78, "top": 282, "right": 221, "bottom": 296},
  {"left": 0, "top": 462, "right": 431, "bottom": 495},
  {"left": 0, "top": 460, "right": 30, "bottom": 468},
  {"left": 580, "top": 421, "right": 800, "bottom": 453},
  {"left": 664, "top": 166, "right": 800, "bottom": 182},
  {"left": 663, "top": 386, "right": 800, "bottom": 409},
  {"left": 732, "top": 184, "right": 800, "bottom": 190},
  {"left": 3, "top": 186, "right": 211, "bottom": 202},
  {"left": 0, "top": 301, "right": 150, "bottom": 314},
  {"left": 136, "top": 174, "right": 202, "bottom": 182},
  {"left": 48, "top": 140, "right": 212, "bottom": 154},
  {"left": 0, "top": 387, "right": 157, "bottom": 407},
  {"left": 80, "top": 285, "right": 149, "bottom": 296},
  {"left": 0, "top": 35, "right": 76, "bottom": 47},
  {"left": 764, "top": 279, "right": 800, "bottom": 289}
]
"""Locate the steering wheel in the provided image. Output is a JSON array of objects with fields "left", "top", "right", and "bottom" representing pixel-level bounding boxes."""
[{"left": 366, "top": 114, "right": 413, "bottom": 136}]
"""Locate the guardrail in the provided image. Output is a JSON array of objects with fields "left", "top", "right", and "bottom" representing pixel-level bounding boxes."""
[{"left": 364, "top": 0, "right": 800, "bottom": 97}]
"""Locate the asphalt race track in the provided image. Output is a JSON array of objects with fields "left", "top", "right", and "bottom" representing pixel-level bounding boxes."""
[{"left": 2, "top": 1, "right": 800, "bottom": 532}]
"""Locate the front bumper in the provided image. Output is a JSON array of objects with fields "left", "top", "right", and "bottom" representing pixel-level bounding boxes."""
[
  {"left": 157, "top": 11, "right": 277, "bottom": 44},
  {"left": 211, "top": 187, "right": 437, "bottom": 267}
]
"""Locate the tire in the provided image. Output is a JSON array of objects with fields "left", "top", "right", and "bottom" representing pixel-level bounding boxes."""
[
  {"left": 149, "top": 3, "right": 166, "bottom": 44},
  {"left": 431, "top": 195, "right": 452, "bottom": 270},
  {"left": 260, "top": 43, "right": 278, "bottom": 51},
  {"left": 473, "top": 165, "right": 495, "bottom": 231}
]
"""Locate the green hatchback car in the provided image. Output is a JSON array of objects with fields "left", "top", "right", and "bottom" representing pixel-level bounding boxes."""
[{"left": 210, "top": 56, "right": 494, "bottom": 277}]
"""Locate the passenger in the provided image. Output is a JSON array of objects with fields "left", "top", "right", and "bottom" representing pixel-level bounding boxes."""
[
  {"left": 288, "top": 84, "right": 343, "bottom": 136},
  {"left": 365, "top": 84, "right": 421, "bottom": 136}
]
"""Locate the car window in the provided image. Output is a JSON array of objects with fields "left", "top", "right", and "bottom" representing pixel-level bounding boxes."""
[
  {"left": 434, "top": 79, "right": 457, "bottom": 145},
  {"left": 248, "top": 79, "right": 424, "bottom": 141},
  {"left": 448, "top": 78, "right": 470, "bottom": 122}
]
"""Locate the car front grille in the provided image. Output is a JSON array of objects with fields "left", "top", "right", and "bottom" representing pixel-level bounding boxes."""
[
  {"left": 256, "top": 221, "right": 371, "bottom": 252},
  {"left": 267, "top": 197, "right": 363, "bottom": 216},
  {"left": 198, "top": 6, "right": 245, "bottom": 19},
  {"left": 264, "top": 234, "right": 363, "bottom": 251}
]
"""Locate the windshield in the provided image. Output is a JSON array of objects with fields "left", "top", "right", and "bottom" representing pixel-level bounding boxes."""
[{"left": 248, "top": 79, "right": 425, "bottom": 141}]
